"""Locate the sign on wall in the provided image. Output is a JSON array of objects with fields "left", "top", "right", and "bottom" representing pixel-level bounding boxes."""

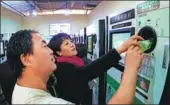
[{"left": 49, "top": 23, "right": 70, "bottom": 35}]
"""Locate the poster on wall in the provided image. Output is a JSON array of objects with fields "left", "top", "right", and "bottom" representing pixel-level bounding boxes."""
[{"left": 50, "top": 23, "right": 70, "bottom": 35}]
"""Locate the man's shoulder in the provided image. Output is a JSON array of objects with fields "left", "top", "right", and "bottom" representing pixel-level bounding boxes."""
[
  {"left": 43, "top": 96, "right": 73, "bottom": 104},
  {"left": 12, "top": 84, "right": 73, "bottom": 104}
]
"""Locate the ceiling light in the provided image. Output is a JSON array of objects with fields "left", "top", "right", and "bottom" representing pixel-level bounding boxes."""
[
  {"left": 32, "top": 10, "right": 36, "bottom": 16},
  {"left": 87, "top": 10, "right": 91, "bottom": 15},
  {"left": 65, "top": 9, "right": 70, "bottom": 16},
  {"left": 26, "top": 11, "right": 30, "bottom": 16}
]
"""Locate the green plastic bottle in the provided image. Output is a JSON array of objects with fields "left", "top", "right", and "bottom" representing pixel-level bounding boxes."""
[{"left": 139, "top": 39, "right": 153, "bottom": 52}]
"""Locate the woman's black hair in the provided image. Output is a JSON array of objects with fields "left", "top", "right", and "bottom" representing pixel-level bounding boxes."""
[{"left": 48, "top": 33, "right": 71, "bottom": 56}]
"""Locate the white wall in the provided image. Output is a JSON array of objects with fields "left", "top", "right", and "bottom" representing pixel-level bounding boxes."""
[
  {"left": 1, "top": 6, "right": 23, "bottom": 34},
  {"left": 1, "top": 6, "right": 24, "bottom": 63},
  {"left": 22, "top": 14, "right": 88, "bottom": 36},
  {"left": 88, "top": 1, "right": 138, "bottom": 25}
]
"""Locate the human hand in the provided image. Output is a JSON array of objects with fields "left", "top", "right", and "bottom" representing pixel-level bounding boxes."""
[
  {"left": 116, "top": 35, "right": 144, "bottom": 54},
  {"left": 124, "top": 45, "right": 144, "bottom": 71}
]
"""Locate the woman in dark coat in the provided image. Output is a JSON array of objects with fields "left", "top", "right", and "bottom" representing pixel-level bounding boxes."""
[{"left": 47, "top": 33, "right": 143, "bottom": 105}]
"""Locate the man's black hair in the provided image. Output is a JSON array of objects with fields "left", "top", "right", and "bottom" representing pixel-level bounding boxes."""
[{"left": 7, "top": 29, "right": 38, "bottom": 78}]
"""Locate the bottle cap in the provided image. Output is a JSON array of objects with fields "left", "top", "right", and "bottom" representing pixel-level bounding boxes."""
[{"left": 139, "top": 39, "right": 153, "bottom": 52}]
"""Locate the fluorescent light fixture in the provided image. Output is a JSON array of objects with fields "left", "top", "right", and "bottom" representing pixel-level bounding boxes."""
[
  {"left": 24, "top": 9, "right": 91, "bottom": 16},
  {"left": 26, "top": 11, "right": 30, "bottom": 16},
  {"left": 65, "top": 9, "right": 70, "bottom": 16},
  {"left": 87, "top": 10, "right": 91, "bottom": 15},
  {"left": 32, "top": 10, "right": 36, "bottom": 16}
]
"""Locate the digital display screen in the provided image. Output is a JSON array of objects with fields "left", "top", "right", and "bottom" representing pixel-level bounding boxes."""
[
  {"left": 87, "top": 36, "right": 93, "bottom": 53},
  {"left": 0, "top": 41, "right": 5, "bottom": 56},
  {"left": 112, "top": 32, "right": 131, "bottom": 64}
]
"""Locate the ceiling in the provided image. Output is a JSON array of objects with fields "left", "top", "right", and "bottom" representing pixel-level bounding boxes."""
[{"left": 1, "top": 0, "right": 101, "bottom": 16}]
